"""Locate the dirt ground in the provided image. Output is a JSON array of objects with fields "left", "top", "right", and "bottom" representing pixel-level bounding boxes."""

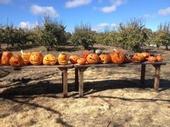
[{"left": 0, "top": 46, "right": 170, "bottom": 127}]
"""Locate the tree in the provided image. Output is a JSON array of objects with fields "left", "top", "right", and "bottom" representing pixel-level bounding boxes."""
[
  {"left": 71, "top": 24, "right": 96, "bottom": 49},
  {"left": 117, "top": 19, "right": 147, "bottom": 52}
]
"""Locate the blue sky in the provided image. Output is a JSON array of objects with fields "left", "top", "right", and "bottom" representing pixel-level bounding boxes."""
[{"left": 0, "top": 0, "right": 170, "bottom": 32}]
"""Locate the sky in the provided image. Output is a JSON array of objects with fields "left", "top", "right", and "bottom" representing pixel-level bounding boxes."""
[{"left": 0, "top": 0, "right": 170, "bottom": 32}]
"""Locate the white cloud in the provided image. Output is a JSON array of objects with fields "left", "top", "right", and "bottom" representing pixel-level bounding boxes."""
[
  {"left": 31, "top": 5, "right": 58, "bottom": 18},
  {"left": 92, "top": 22, "right": 117, "bottom": 32},
  {"left": 158, "top": 7, "right": 170, "bottom": 16},
  {"left": 65, "top": 0, "right": 92, "bottom": 8},
  {"left": 0, "top": 0, "right": 11, "bottom": 4},
  {"left": 100, "top": 0, "right": 124, "bottom": 13},
  {"left": 19, "top": 21, "right": 38, "bottom": 29}
]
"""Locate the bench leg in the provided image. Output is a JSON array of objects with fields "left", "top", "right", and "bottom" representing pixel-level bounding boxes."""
[
  {"left": 62, "top": 69, "right": 68, "bottom": 97},
  {"left": 75, "top": 68, "right": 79, "bottom": 91},
  {"left": 140, "top": 64, "right": 146, "bottom": 85},
  {"left": 78, "top": 69, "right": 84, "bottom": 97},
  {"left": 153, "top": 65, "right": 160, "bottom": 91}
]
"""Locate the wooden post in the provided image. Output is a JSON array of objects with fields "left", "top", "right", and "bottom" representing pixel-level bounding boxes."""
[
  {"left": 75, "top": 68, "right": 79, "bottom": 91},
  {"left": 62, "top": 69, "right": 68, "bottom": 97},
  {"left": 78, "top": 68, "right": 85, "bottom": 97},
  {"left": 140, "top": 64, "right": 146, "bottom": 85},
  {"left": 153, "top": 65, "right": 160, "bottom": 91}
]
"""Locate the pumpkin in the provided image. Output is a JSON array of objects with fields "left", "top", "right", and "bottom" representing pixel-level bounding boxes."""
[
  {"left": 86, "top": 53, "right": 100, "bottom": 64},
  {"left": 99, "top": 53, "right": 111, "bottom": 64},
  {"left": 82, "top": 51, "right": 90, "bottom": 59},
  {"left": 43, "top": 54, "right": 57, "bottom": 65},
  {"left": 29, "top": 52, "right": 43, "bottom": 65},
  {"left": 9, "top": 54, "right": 24, "bottom": 67},
  {"left": 69, "top": 55, "right": 79, "bottom": 64},
  {"left": 156, "top": 54, "right": 163, "bottom": 62},
  {"left": 21, "top": 51, "right": 31, "bottom": 65},
  {"left": 147, "top": 56, "right": 157, "bottom": 63},
  {"left": 1, "top": 51, "right": 13, "bottom": 65},
  {"left": 132, "top": 53, "right": 145, "bottom": 62},
  {"left": 77, "top": 58, "right": 86, "bottom": 65},
  {"left": 141, "top": 52, "right": 150, "bottom": 58},
  {"left": 110, "top": 51, "right": 125, "bottom": 64},
  {"left": 58, "top": 52, "right": 68, "bottom": 65}
]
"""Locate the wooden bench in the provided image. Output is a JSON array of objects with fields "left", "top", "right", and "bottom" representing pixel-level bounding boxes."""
[
  {"left": 0, "top": 65, "right": 74, "bottom": 97},
  {"left": 74, "top": 62, "right": 166, "bottom": 97}
]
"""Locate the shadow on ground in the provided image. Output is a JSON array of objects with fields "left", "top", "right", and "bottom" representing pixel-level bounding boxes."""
[{"left": 0, "top": 78, "right": 170, "bottom": 98}]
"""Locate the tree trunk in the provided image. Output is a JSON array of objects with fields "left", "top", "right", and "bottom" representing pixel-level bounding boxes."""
[{"left": 165, "top": 45, "right": 168, "bottom": 50}]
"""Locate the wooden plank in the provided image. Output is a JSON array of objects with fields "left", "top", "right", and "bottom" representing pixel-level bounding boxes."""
[
  {"left": 75, "top": 68, "right": 79, "bottom": 91},
  {"left": 78, "top": 68, "right": 85, "bottom": 97},
  {"left": 140, "top": 64, "right": 146, "bottom": 85},
  {"left": 153, "top": 65, "right": 161, "bottom": 91},
  {"left": 62, "top": 69, "right": 68, "bottom": 97}
]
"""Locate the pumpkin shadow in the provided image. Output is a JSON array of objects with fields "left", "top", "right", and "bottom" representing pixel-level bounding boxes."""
[{"left": 82, "top": 78, "right": 170, "bottom": 95}]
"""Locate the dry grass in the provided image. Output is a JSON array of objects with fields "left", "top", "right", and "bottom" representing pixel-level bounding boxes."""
[{"left": 0, "top": 47, "right": 170, "bottom": 127}]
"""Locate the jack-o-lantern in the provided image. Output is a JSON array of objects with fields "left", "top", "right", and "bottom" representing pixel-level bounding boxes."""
[
  {"left": 141, "top": 52, "right": 150, "bottom": 58},
  {"left": 21, "top": 51, "right": 31, "bottom": 65},
  {"left": 132, "top": 53, "right": 145, "bottom": 63},
  {"left": 1, "top": 51, "right": 13, "bottom": 65},
  {"left": 9, "top": 54, "right": 24, "bottom": 67},
  {"left": 86, "top": 53, "right": 100, "bottom": 64},
  {"left": 82, "top": 51, "right": 90, "bottom": 59},
  {"left": 43, "top": 54, "right": 57, "bottom": 65},
  {"left": 77, "top": 58, "right": 86, "bottom": 65},
  {"left": 147, "top": 56, "right": 157, "bottom": 63},
  {"left": 29, "top": 52, "right": 43, "bottom": 65},
  {"left": 99, "top": 54, "right": 111, "bottom": 64},
  {"left": 58, "top": 53, "right": 68, "bottom": 65},
  {"left": 110, "top": 51, "right": 125, "bottom": 64},
  {"left": 69, "top": 55, "right": 79, "bottom": 64},
  {"left": 156, "top": 54, "right": 163, "bottom": 62}
]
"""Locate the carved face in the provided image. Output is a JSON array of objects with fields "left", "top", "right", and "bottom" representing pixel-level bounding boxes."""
[
  {"left": 43, "top": 54, "right": 57, "bottom": 65},
  {"left": 132, "top": 53, "right": 145, "bottom": 62},
  {"left": 69, "top": 55, "right": 79, "bottom": 64},
  {"left": 1, "top": 51, "right": 13, "bottom": 65},
  {"left": 9, "top": 54, "right": 24, "bottom": 67},
  {"left": 82, "top": 51, "right": 90, "bottom": 59},
  {"left": 29, "top": 52, "right": 43, "bottom": 65},
  {"left": 110, "top": 52, "right": 125, "bottom": 64},
  {"left": 99, "top": 54, "right": 111, "bottom": 64},
  {"left": 86, "top": 53, "right": 100, "bottom": 64},
  {"left": 58, "top": 53, "right": 68, "bottom": 65},
  {"left": 156, "top": 54, "right": 163, "bottom": 62},
  {"left": 147, "top": 56, "right": 157, "bottom": 63},
  {"left": 21, "top": 52, "right": 31, "bottom": 65},
  {"left": 77, "top": 58, "right": 86, "bottom": 65}
]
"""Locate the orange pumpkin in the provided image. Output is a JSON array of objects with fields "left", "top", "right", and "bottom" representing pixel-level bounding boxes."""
[
  {"left": 58, "top": 53, "right": 68, "bottom": 65},
  {"left": 9, "top": 54, "right": 24, "bottom": 67},
  {"left": 156, "top": 54, "right": 163, "bottom": 62},
  {"left": 43, "top": 54, "right": 57, "bottom": 65},
  {"left": 82, "top": 51, "right": 90, "bottom": 59},
  {"left": 99, "top": 53, "right": 111, "bottom": 64},
  {"left": 21, "top": 51, "right": 31, "bottom": 65},
  {"left": 147, "top": 56, "right": 157, "bottom": 63},
  {"left": 29, "top": 52, "right": 43, "bottom": 65},
  {"left": 110, "top": 51, "right": 125, "bottom": 64},
  {"left": 132, "top": 53, "right": 145, "bottom": 63},
  {"left": 86, "top": 53, "right": 100, "bottom": 64},
  {"left": 1, "top": 51, "right": 13, "bottom": 65},
  {"left": 141, "top": 52, "right": 150, "bottom": 58},
  {"left": 69, "top": 55, "right": 79, "bottom": 64},
  {"left": 77, "top": 58, "right": 86, "bottom": 65}
]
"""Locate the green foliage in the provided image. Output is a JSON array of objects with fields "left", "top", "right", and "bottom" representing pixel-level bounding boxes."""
[
  {"left": 71, "top": 24, "right": 96, "bottom": 49},
  {"left": 117, "top": 19, "right": 147, "bottom": 51}
]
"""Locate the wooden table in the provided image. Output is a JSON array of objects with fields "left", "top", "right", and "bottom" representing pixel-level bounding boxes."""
[
  {"left": 0, "top": 64, "right": 74, "bottom": 97},
  {"left": 74, "top": 62, "right": 166, "bottom": 97}
]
